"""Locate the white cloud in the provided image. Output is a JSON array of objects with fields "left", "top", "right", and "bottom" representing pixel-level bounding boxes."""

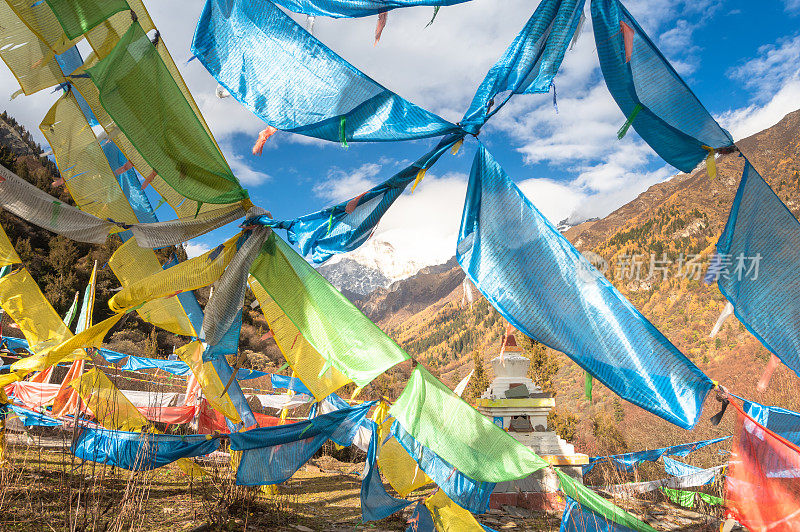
[
  {"left": 366, "top": 171, "right": 468, "bottom": 267},
  {"left": 517, "top": 178, "right": 586, "bottom": 224},
  {"left": 313, "top": 163, "right": 383, "bottom": 203},
  {"left": 727, "top": 35, "right": 800, "bottom": 102},
  {"left": 718, "top": 75, "right": 800, "bottom": 140},
  {"left": 785, "top": 0, "right": 800, "bottom": 13},
  {"left": 184, "top": 241, "right": 211, "bottom": 258},
  {"left": 719, "top": 34, "right": 800, "bottom": 140},
  {"left": 219, "top": 140, "right": 272, "bottom": 185}
]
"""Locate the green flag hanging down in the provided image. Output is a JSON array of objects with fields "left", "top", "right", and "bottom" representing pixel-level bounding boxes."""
[
  {"left": 86, "top": 22, "right": 248, "bottom": 205},
  {"left": 249, "top": 233, "right": 409, "bottom": 387},
  {"left": 390, "top": 365, "right": 549, "bottom": 483}
]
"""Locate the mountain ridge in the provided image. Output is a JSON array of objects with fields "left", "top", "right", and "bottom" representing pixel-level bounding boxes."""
[{"left": 352, "top": 107, "right": 800, "bottom": 457}]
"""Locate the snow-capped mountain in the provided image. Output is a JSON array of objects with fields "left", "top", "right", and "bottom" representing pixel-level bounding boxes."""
[{"left": 316, "top": 237, "right": 450, "bottom": 296}]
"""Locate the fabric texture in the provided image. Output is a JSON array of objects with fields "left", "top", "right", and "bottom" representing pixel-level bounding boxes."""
[
  {"left": 73, "top": 427, "right": 219, "bottom": 470},
  {"left": 100, "top": 138, "right": 159, "bottom": 224},
  {"left": 457, "top": 145, "right": 713, "bottom": 428},
  {"left": 391, "top": 419, "right": 494, "bottom": 513},
  {"left": 390, "top": 366, "right": 548, "bottom": 483},
  {"left": 712, "top": 161, "right": 800, "bottom": 380},
  {"left": 40, "top": 90, "right": 140, "bottom": 225},
  {"left": 424, "top": 490, "right": 487, "bottom": 532},
  {"left": 460, "top": 0, "right": 585, "bottom": 134},
  {"left": 405, "top": 501, "right": 435, "bottom": 532},
  {"left": 0, "top": 163, "right": 113, "bottom": 244},
  {"left": 5, "top": 0, "right": 79, "bottom": 53},
  {"left": 5, "top": 381, "right": 61, "bottom": 409},
  {"left": 584, "top": 436, "right": 730, "bottom": 474},
  {"left": 268, "top": 0, "right": 469, "bottom": 18},
  {"left": 108, "top": 237, "right": 198, "bottom": 337},
  {"left": 743, "top": 399, "right": 800, "bottom": 445},
  {"left": 660, "top": 488, "right": 722, "bottom": 509},
  {"left": 9, "top": 404, "right": 61, "bottom": 427},
  {"left": 229, "top": 402, "right": 372, "bottom": 485},
  {"left": 177, "top": 341, "right": 247, "bottom": 424},
  {"left": 361, "top": 421, "right": 413, "bottom": 522},
  {"left": 0, "top": 0, "right": 66, "bottom": 96},
  {"left": 378, "top": 418, "right": 433, "bottom": 497},
  {"left": 71, "top": 367, "right": 149, "bottom": 431},
  {"left": 249, "top": 234, "right": 408, "bottom": 386},
  {"left": 207, "top": 351, "right": 259, "bottom": 428},
  {"left": 120, "top": 356, "right": 192, "bottom": 377},
  {"left": 52, "top": 359, "right": 85, "bottom": 417},
  {"left": 12, "top": 313, "right": 122, "bottom": 375},
  {"left": 249, "top": 275, "right": 351, "bottom": 400},
  {"left": 129, "top": 204, "right": 246, "bottom": 249},
  {"left": 162, "top": 253, "right": 206, "bottom": 334},
  {"left": 310, "top": 393, "right": 371, "bottom": 449},
  {"left": 604, "top": 465, "right": 722, "bottom": 495},
  {"left": 0, "top": 268, "right": 72, "bottom": 353},
  {"left": 0, "top": 221, "right": 21, "bottom": 267},
  {"left": 202, "top": 222, "right": 270, "bottom": 345},
  {"left": 109, "top": 232, "right": 240, "bottom": 313},
  {"left": 254, "top": 135, "right": 461, "bottom": 263},
  {"left": 560, "top": 496, "right": 639, "bottom": 532},
  {"left": 726, "top": 400, "right": 800, "bottom": 531},
  {"left": 591, "top": 0, "right": 734, "bottom": 172},
  {"left": 45, "top": 0, "right": 129, "bottom": 39},
  {"left": 86, "top": 21, "right": 247, "bottom": 205},
  {"left": 662, "top": 457, "right": 703, "bottom": 477},
  {"left": 191, "top": 0, "right": 460, "bottom": 143},
  {"left": 137, "top": 405, "right": 196, "bottom": 424},
  {"left": 557, "top": 469, "right": 657, "bottom": 532},
  {"left": 270, "top": 374, "right": 314, "bottom": 396}
]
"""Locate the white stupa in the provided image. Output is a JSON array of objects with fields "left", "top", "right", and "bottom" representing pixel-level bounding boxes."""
[{"left": 475, "top": 329, "right": 588, "bottom": 510}]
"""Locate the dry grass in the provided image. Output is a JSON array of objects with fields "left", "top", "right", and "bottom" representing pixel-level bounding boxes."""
[{"left": 0, "top": 439, "right": 411, "bottom": 532}]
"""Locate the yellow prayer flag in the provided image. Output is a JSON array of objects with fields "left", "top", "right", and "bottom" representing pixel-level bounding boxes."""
[
  {"left": 70, "top": 368, "right": 148, "bottom": 432},
  {"left": 425, "top": 490, "right": 485, "bottom": 532},
  {"left": 0, "top": 269, "right": 72, "bottom": 349},
  {"left": 109, "top": 238, "right": 197, "bottom": 336},
  {"left": 177, "top": 341, "right": 241, "bottom": 423},
  {"left": 109, "top": 233, "right": 240, "bottom": 313},
  {"left": 0, "top": 223, "right": 20, "bottom": 267},
  {"left": 11, "top": 313, "right": 122, "bottom": 374},
  {"left": 377, "top": 418, "right": 432, "bottom": 497},
  {"left": 248, "top": 275, "right": 350, "bottom": 401}
]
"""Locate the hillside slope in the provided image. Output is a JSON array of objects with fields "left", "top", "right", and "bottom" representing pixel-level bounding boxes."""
[{"left": 360, "top": 108, "right": 800, "bottom": 457}]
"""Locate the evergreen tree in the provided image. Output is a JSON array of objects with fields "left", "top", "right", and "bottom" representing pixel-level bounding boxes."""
[
  {"left": 465, "top": 349, "right": 490, "bottom": 403},
  {"left": 517, "top": 334, "right": 559, "bottom": 394}
]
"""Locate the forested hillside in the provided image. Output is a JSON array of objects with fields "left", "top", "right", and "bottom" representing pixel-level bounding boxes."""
[
  {"left": 357, "top": 108, "right": 800, "bottom": 458},
  {"left": 0, "top": 112, "right": 283, "bottom": 371}
]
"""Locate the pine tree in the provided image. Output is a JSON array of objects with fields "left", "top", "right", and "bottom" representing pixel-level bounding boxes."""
[
  {"left": 465, "top": 349, "right": 489, "bottom": 403},
  {"left": 517, "top": 335, "right": 559, "bottom": 394}
]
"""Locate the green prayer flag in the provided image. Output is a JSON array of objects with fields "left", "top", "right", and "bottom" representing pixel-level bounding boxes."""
[
  {"left": 249, "top": 233, "right": 408, "bottom": 387},
  {"left": 62, "top": 291, "right": 79, "bottom": 330},
  {"left": 660, "top": 487, "right": 723, "bottom": 508},
  {"left": 86, "top": 22, "right": 247, "bottom": 205},
  {"left": 556, "top": 469, "right": 658, "bottom": 532},
  {"left": 45, "top": 0, "right": 129, "bottom": 39},
  {"left": 390, "top": 365, "right": 549, "bottom": 483}
]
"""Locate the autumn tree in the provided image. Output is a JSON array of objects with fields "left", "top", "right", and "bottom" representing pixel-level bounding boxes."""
[
  {"left": 465, "top": 349, "right": 490, "bottom": 403},
  {"left": 517, "top": 334, "right": 559, "bottom": 394}
]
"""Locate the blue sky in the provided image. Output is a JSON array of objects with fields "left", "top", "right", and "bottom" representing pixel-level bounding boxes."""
[{"left": 1, "top": 0, "right": 799, "bottom": 268}]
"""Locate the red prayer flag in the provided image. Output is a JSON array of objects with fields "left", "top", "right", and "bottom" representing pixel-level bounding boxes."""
[{"left": 726, "top": 400, "right": 800, "bottom": 531}]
